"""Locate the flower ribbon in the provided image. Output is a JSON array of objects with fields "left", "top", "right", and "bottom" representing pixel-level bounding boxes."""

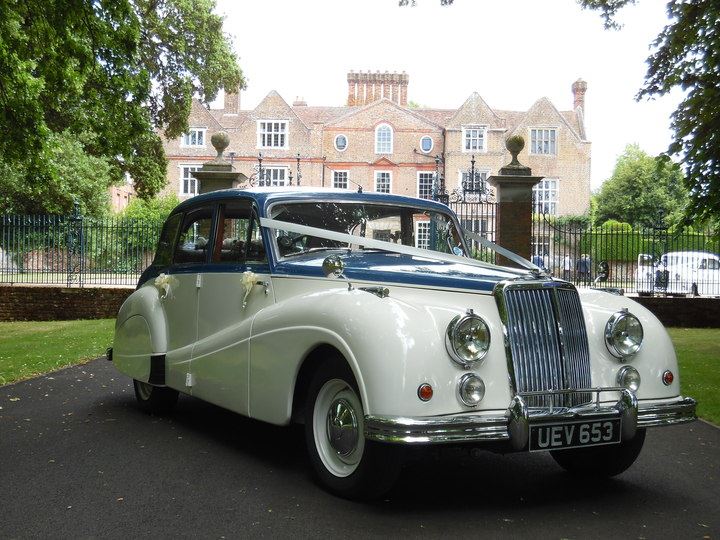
[{"left": 154, "top": 273, "right": 179, "bottom": 300}]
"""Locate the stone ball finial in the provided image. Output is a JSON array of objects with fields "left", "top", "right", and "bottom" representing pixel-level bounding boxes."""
[
  {"left": 211, "top": 131, "right": 230, "bottom": 159},
  {"left": 506, "top": 135, "right": 524, "bottom": 166}
]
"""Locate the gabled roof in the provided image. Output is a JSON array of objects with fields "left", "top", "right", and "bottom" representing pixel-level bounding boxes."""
[
  {"left": 445, "top": 93, "right": 504, "bottom": 130},
  {"left": 191, "top": 98, "right": 224, "bottom": 130},
  {"left": 507, "top": 97, "right": 584, "bottom": 142},
  {"left": 325, "top": 98, "right": 444, "bottom": 130}
]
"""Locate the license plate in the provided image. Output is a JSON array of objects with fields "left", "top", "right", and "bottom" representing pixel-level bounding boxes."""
[{"left": 529, "top": 418, "right": 621, "bottom": 451}]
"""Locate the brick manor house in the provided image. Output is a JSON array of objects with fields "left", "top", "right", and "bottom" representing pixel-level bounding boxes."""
[{"left": 161, "top": 71, "right": 591, "bottom": 219}]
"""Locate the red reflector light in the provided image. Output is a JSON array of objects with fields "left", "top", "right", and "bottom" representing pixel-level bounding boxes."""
[
  {"left": 662, "top": 370, "right": 674, "bottom": 386},
  {"left": 418, "top": 384, "right": 433, "bottom": 401}
]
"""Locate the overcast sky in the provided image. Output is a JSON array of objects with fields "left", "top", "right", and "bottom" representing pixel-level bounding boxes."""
[{"left": 213, "top": 0, "right": 680, "bottom": 191}]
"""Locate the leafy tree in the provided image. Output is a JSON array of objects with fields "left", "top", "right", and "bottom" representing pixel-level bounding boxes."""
[
  {"left": 579, "top": 0, "right": 720, "bottom": 223},
  {"left": 594, "top": 144, "right": 687, "bottom": 227},
  {"left": 0, "top": 0, "right": 243, "bottom": 206},
  {"left": 0, "top": 132, "right": 114, "bottom": 217},
  {"left": 122, "top": 193, "right": 180, "bottom": 222}
]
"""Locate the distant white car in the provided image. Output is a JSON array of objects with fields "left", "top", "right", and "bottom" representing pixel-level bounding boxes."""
[{"left": 636, "top": 251, "right": 720, "bottom": 297}]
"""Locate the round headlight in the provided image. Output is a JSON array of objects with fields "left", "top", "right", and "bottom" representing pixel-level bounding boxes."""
[
  {"left": 617, "top": 366, "right": 641, "bottom": 392},
  {"left": 445, "top": 311, "right": 491, "bottom": 367},
  {"left": 605, "top": 310, "right": 643, "bottom": 359},
  {"left": 458, "top": 373, "right": 485, "bottom": 407}
]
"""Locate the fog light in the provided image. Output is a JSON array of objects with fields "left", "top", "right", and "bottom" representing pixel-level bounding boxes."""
[
  {"left": 617, "top": 366, "right": 641, "bottom": 393},
  {"left": 417, "top": 383, "right": 433, "bottom": 401},
  {"left": 662, "top": 370, "right": 674, "bottom": 386},
  {"left": 458, "top": 374, "right": 485, "bottom": 407}
]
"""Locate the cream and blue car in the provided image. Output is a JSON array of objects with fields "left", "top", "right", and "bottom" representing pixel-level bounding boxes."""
[{"left": 110, "top": 188, "right": 696, "bottom": 499}]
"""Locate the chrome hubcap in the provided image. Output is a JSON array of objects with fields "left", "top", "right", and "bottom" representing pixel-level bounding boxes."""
[{"left": 326, "top": 398, "right": 359, "bottom": 456}]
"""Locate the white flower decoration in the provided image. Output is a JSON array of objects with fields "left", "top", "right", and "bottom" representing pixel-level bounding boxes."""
[
  {"left": 241, "top": 271, "right": 258, "bottom": 309},
  {"left": 154, "top": 273, "right": 179, "bottom": 300}
]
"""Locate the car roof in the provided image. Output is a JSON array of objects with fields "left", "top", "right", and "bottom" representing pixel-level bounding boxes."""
[{"left": 172, "top": 187, "right": 455, "bottom": 216}]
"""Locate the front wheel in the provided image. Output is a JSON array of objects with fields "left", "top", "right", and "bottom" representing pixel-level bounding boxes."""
[
  {"left": 133, "top": 379, "right": 179, "bottom": 414},
  {"left": 551, "top": 428, "right": 646, "bottom": 477},
  {"left": 304, "top": 360, "right": 402, "bottom": 500}
]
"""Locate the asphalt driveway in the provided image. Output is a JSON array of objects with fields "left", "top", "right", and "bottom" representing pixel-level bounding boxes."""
[{"left": 1, "top": 358, "right": 718, "bottom": 539}]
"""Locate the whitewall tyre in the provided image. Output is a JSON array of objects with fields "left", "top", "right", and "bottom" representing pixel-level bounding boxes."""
[
  {"left": 133, "top": 379, "right": 179, "bottom": 414},
  {"left": 304, "top": 359, "right": 402, "bottom": 500}
]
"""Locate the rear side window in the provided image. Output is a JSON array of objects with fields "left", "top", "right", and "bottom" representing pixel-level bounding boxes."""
[
  {"left": 154, "top": 213, "right": 182, "bottom": 267},
  {"left": 173, "top": 207, "right": 214, "bottom": 265},
  {"left": 212, "top": 201, "right": 267, "bottom": 264}
]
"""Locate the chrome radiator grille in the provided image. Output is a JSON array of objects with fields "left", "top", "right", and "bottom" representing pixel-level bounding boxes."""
[{"left": 498, "top": 283, "right": 592, "bottom": 408}]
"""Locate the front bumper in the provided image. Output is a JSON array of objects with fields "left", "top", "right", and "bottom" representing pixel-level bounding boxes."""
[{"left": 364, "top": 390, "right": 697, "bottom": 448}]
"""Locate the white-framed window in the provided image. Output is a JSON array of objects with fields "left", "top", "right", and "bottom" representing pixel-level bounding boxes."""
[
  {"left": 417, "top": 172, "right": 434, "bottom": 200},
  {"left": 415, "top": 221, "right": 430, "bottom": 250},
  {"left": 533, "top": 178, "right": 559, "bottom": 214},
  {"left": 333, "top": 170, "right": 349, "bottom": 189},
  {"left": 181, "top": 128, "right": 207, "bottom": 148},
  {"left": 258, "top": 166, "right": 288, "bottom": 187},
  {"left": 530, "top": 128, "right": 557, "bottom": 155},
  {"left": 462, "top": 125, "right": 486, "bottom": 152},
  {"left": 374, "top": 171, "right": 391, "bottom": 193},
  {"left": 375, "top": 123, "right": 393, "bottom": 154},
  {"left": 257, "top": 120, "right": 288, "bottom": 149},
  {"left": 334, "top": 134, "right": 348, "bottom": 152},
  {"left": 420, "top": 136, "right": 433, "bottom": 153},
  {"left": 179, "top": 165, "right": 200, "bottom": 196}
]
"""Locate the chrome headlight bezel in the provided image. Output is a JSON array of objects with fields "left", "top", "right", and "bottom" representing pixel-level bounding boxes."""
[
  {"left": 445, "top": 311, "right": 491, "bottom": 368},
  {"left": 458, "top": 373, "right": 486, "bottom": 407},
  {"left": 605, "top": 310, "right": 644, "bottom": 359},
  {"left": 617, "top": 365, "right": 641, "bottom": 393}
]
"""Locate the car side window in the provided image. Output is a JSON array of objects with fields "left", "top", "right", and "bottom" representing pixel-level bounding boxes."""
[
  {"left": 173, "top": 207, "right": 214, "bottom": 265},
  {"left": 212, "top": 201, "right": 267, "bottom": 264},
  {"left": 154, "top": 213, "right": 182, "bottom": 267}
]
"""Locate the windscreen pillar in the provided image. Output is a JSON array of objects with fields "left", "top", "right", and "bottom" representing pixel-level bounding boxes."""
[{"left": 488, "top": 136, "right": 543, "bottom": 268}]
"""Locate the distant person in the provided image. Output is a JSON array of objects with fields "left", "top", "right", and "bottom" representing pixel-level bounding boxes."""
[
  {"left": 577, "top": 254, "right": 591, "bottom": 284},
  {"left": 562, "top": 255, "right": 572, "bottom": 281}
]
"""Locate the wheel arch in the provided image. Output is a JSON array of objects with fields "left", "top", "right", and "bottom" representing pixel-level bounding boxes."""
[{"left": 291, "top": 344, "right": 358, "bottom": 423}]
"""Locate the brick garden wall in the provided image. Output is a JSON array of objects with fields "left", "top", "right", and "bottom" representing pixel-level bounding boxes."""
[
  {"left": 0, "top": 285, "right": 132, "bottom": 321},
  {"left": 0, "top": 284, "right": 717, "bottom": 327}
]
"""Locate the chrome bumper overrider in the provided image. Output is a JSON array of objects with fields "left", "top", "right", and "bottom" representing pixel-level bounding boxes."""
[{"left": 364, "top": 390, "right": 697, "bottom": 448}]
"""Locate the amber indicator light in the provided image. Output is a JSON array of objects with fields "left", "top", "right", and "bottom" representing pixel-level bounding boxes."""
[{"left": 418, "top": 384, "right": 433, "bottom": 401}]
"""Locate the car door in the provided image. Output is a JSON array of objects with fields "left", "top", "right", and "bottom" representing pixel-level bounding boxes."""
[
  {"left": 162, "top": 205, "right": 216, "bottom": 391},
  {"left": 191, "top": 199, "right": 274, "bottom": 415},
  {"left": 697, "top": 255, "right": 720, "bottom": 296}
]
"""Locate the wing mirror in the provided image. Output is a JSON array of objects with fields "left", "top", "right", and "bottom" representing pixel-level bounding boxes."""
[{"left": 322, "top": 255, "right": 353, "bottom": 290}]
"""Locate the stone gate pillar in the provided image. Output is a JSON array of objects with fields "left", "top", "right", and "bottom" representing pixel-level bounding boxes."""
[{"left": 488, "top": 136, "right": 543, "bottom": 267}]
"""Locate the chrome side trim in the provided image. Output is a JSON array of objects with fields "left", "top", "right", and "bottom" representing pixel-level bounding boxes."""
[{"left": 364, "top": 412, "right": 509, "bottom": 444}]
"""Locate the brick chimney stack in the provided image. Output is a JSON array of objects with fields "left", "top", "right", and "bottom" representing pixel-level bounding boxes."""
[
  {"left": 347, "top": 71, "right": 409, "bottom": 106},
  {"left": 572, "top": 79, "right": 587, "bottom": 111},
  {"left": 224, "top": 88, "right": 241, "bottom": 114}
]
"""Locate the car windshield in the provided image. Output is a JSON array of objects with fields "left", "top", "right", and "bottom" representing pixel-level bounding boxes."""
[{"left": 269, "top": 201, "right": 466, "bottom": 258}]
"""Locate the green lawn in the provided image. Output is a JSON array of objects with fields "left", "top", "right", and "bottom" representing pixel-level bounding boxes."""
[
  {"left": 0, "top": 319, "right": 115, "bottom": 385},
  {"left": 667, "top": 328, "right": 720, "bottom": 426}
]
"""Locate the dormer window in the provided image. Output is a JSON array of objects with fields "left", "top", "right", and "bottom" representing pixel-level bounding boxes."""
[
  {"left": 257, "top": 120, "right": 288, "bottom": 149},
  {"left": 181, "top": 128, "right": 207, "bottom": 148},
  {"left": 375, "top": 124, "right": 393, "bottom": 154},
  {"left": 462, "top": 126, "right": 486, "bottom": 153}
]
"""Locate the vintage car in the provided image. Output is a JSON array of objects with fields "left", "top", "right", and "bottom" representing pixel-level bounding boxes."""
[
  {"left": 110, "top": 188, "right": 696, "bottom": 499},
  {"left": 636, "top": 250, "right": 720, "bottom": 297}
]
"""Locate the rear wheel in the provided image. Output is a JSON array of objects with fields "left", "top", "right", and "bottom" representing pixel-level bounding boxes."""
[
  {"left": 304, "top": 359, "right": 402, "bottom": 500},
  {"left": 133, "top": 379, "right": 178, "bottom": 414},
  {"left": 551, "top": 428, "right": 646, "bottom": 477}
]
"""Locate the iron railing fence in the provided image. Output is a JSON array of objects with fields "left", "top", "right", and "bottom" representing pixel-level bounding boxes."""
[
  {"left": 450, "top": 200, "right": 499, "bottom": 265},
  {"left": 532, "top": 214, "right": 720, "bottom": 296},
  {"left": 0, "top": 214, "right": 163, "bottom": 287}
]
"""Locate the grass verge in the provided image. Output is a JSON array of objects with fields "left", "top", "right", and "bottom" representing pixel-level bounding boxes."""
[
  {"left": 667, "top": 328, "right": 719, "bottom": 426},
  {"left": 0, "top": 319, "right": 115, "bottom": 386}
]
